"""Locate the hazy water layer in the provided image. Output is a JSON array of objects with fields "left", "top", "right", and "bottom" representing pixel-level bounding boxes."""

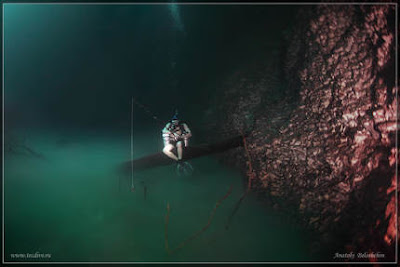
[{"left": 5, "top": 129, "right": 317, "bottom": 262}]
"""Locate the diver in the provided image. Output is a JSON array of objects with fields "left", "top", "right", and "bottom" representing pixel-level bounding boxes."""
[{"left": 162, "top": 113, "right": 192, "bottom": 163}]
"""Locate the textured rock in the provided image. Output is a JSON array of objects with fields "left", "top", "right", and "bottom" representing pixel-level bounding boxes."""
[{"left": 207, "top": 4, "right": 397, "bottom": 261}]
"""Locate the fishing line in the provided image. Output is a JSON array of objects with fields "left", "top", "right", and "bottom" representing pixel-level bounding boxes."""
[
  {"left": 131, "top": 97, "right": 164, "bottom": 125},
  {"left": 131, "top": 97, "right": 135, "bottom": 192},
  {"left": 131, "top": 96, "right": 246, "bottom": 137}
]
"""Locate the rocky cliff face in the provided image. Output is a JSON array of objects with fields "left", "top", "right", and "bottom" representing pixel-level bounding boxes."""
[{"left": 207, "top": 4, "right": 398, "bottom": 261}]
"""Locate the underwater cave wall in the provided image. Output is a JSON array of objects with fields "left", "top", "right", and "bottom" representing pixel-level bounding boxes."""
[{"left": 208, "top": 4, "right": 398, "bottom": 261}]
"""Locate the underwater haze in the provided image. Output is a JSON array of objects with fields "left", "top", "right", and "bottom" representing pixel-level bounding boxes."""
[
  {"left": 4, "top": 4, "right": 318, "bottom": 262},
  {"left": 5, "top": 130, "right": 316, "bottom": 262}
]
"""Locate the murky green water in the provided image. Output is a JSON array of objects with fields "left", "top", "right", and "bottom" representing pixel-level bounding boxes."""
[
  {"left": 4, "top": 4, "right": 319, "bottom": 263},
  {"left": 5, "top": 129, "right": 318, "bottom": 262}
]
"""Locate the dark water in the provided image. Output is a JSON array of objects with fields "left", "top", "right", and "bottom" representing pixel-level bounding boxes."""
[{"left": 4, "top": 4, "right": 319, "bottom": 263}]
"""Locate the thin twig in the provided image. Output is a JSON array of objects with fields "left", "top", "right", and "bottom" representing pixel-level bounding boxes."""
[
  {"left": 165, "top": 185, "right": 233, "bottom": 255},
  {"left": 225, "top": 132, "right": 255, "bottom": 229}
]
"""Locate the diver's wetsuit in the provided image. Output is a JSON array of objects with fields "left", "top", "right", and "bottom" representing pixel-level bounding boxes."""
[
  {"left": 162, "top": 120, "right": 191, "bottom": 162},
  {"left": 162, "top": 121, "right": 191, "bottom": 147}
]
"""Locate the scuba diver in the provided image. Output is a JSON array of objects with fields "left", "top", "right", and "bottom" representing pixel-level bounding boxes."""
[{"left": 162, "top": 112, "right": 193, "bottom": 175}]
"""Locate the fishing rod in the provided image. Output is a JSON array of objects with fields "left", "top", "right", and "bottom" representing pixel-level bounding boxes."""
[
  {"left": 131, "top": 97, "right": 165, "bottom": 126},
  {"left": 130, "top": 97, "right": 154, "bottom": 195},
  {"left": 131, "top": 96, "right": 256, "bottom": 144}
]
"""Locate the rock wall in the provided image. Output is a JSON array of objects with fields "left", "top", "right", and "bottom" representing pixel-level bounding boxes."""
[{"left": 208, "top": 4, "right": 398, "bottom": 261}]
